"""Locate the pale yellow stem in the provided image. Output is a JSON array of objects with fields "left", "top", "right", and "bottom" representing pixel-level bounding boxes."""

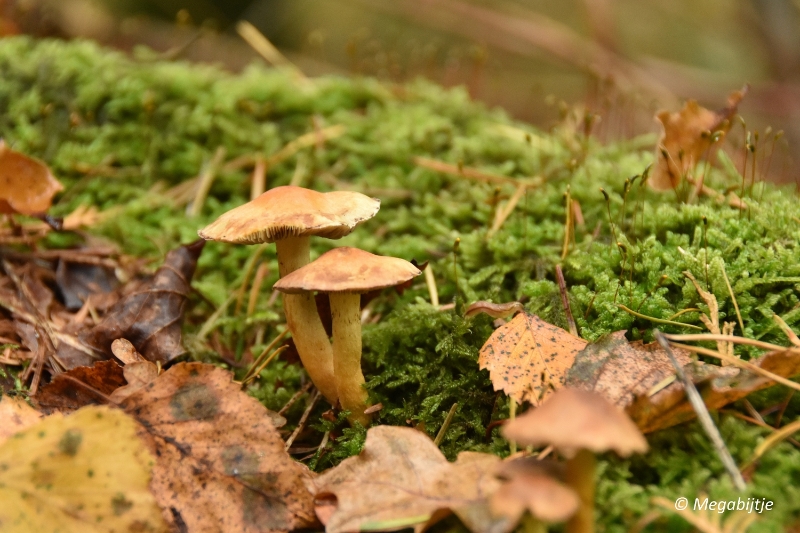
[
  {"left": 566, "top": 449, "right": 596, "bottom": 533},
  {"left": 276, "top": 237, "right": 338, "bottom": 405},
  {"left": 330, "top": 292, "right": 371, "bottom": 426}
]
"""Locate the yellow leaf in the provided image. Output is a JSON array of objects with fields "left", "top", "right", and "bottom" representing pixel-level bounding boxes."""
[{"left": 0, "top": 405, "right": 168, "bottom": 533}]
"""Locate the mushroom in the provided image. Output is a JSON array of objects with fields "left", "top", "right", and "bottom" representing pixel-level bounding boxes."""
[
  {"left": 274, "top": 247, "right": 421, "bottom": 426},
  {"left": 502, "top": 388, "right": 648, "bottom": 533},
  {"left": 198, "top": 186, "right": 380, "bottom": 405}
]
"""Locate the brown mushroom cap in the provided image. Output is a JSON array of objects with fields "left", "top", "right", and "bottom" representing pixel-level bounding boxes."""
[
  {"left": 274, "top": 247, "right": 421, "bottom": 294},
  {"left": 502, "top": 388, "right": 648, "bottom": 458},
  {"left": 197, "top": 186, "right": 380, "bottom": 244}
]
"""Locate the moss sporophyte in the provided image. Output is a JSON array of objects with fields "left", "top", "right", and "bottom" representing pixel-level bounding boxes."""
[{"left": 3, "top": 37, "right": 800, "bottom": 531}]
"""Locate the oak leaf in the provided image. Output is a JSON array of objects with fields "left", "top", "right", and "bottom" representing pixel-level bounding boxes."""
[
  {"left": 81, "top": 239, "right": 204, "bottom": 364},
  {"left": 314, "top": 425, "right": 513, "bottom": 533},
  {"left": 0, "top": 140, "right": 63, "bottom": 215},
  {"left": 479, "top": 313, "right": 587, "bottom": 405},
  {"left": 565, "top": 331, "right": 692, "bottom": 408},
  {"left": 120, "top": 362, "right": 313, "bottom": 533},
  {"left": 0, "top": 405, "right": 168, "bottom": 533},
  {"left": 650, "top": 88, "right": 746, "bottom": 191}
]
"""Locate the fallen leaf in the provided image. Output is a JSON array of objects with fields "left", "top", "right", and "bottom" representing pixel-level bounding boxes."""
[
  {"left": 479, "top": 313, "right": 587, "bottom": 405},
  {"left": 81, "top": 240, "right": 205, "bottom": 364},
  {"left": 120, "top": 362, "right": 312, "bottom": 532},
  {"left": 0, "top": 140, "right": 63, "bottom": 215},
  {"left": 465, "top": 301, "right": 524, "bottom": 319},
  {"left": 628, "top": 348, "right": 800, "bottom": 433},
  {"left": 0, "top": 405, "right": 168, "bottom": 533},
  {"left": 33, "top": 359, "right": 126, "bottom": 414},
  {"left": 110, "top": 337, "right": 147, "bottom": 364},
  {"left": 650, "top": 88, "right": 746, "bottom": 191},
  {"left": 491, "top": 473, "right": 578, "bottom": 524},
  {"left": 0, "top": 395, "right": 42, "bottom": 444},
  {"left": 314, "top": 425, "right": 513, "bottom": 533},
  {"left": 565, "top": 331, "right": 692, "bottom": 409},
  {"left": 55, "top": 259, "right": 118, "bottom": 311}
]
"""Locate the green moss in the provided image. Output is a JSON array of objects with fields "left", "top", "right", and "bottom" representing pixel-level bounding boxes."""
[{"left": 2, "top": 37, "right": 800, "bottom": 530}]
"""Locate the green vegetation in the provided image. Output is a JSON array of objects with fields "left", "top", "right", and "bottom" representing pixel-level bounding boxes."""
[{"left": 1, "top": 37, "right": 799, "bottom": 531}]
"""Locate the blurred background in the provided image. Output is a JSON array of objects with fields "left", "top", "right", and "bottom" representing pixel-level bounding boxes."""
[{"left": 1, "top": 0, "right": 798, "bottom": 180}]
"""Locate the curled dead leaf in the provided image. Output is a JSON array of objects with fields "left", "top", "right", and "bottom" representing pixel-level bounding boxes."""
[
  {"left": 479, "top": 313, "right": 587, "bottom": 405},
  {"left": 465, "top": 301, "right": 524, "bottom": 320},
  {"left": 81, "top": 240, "right": 205, "bottom": 364},
  {"left": 315, "top": 425, "right": 513, "bottom": 533},
  {"left": 650, "top": 87, "right": 747, "bottom": 191},
  {"left": 33, "top": 359, "right": 126, "bottom": 414},
  {"left": 0, "top": 140, "right": 63, "bottom": 215}
]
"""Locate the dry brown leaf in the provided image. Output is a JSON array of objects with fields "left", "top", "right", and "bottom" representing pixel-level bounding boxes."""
[
  {"left": 33, "top": 359, "right": 126, "bottom": 414},
  {"left": 0, "top": 140, "right": 63, "bottom": 215},
  {"left": 628, "top": 348, "right": 800, "bottom": 433},
  {"left": 0, "top": 395, "right": 42, "bottom": 444},
  {"left": 491, "top": 473, "right": 578, "bottom": 524},
  {"left": 479, "top": 313, "right": 587, "bottom": 405},
  {"left": 465, "top": 301, "right": 524, "bottom": 319},
  {"left": 120, "top": 362, "right": 312, "bottom": 532},
  {"left": 565, "top": 331, "right": 692, "bottom": 408},
  {"left": 650, "top": 88, "right": 746, "bottom": 191},
  {"left": 314, "top": 425, "right": 513, "bottom": 533},
  {"left": 110, "top": 361, "right": 159, "bottom": 403},
  {"left": 81, "top": 240, "right": 205, "bottom": 364}
]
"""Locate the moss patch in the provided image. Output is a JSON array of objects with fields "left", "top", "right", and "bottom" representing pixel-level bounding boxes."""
[{"left": 2, "top": 37, "right": 800, "bottom": 531}]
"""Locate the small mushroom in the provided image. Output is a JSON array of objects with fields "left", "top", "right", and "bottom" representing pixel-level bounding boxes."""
[
  {"left": 274, "top": 247, "right": 421, "bottom": 426},
  {"left": 502, "top": 388, "right": 648, "bottom": 533},
  {"left": 198, "top": 186, "right": 380, "bottom": 405}
]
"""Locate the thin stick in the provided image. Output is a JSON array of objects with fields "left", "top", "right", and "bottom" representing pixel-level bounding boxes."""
[
  {"left": 433, "top": 402, "right": 458, "bottom": 447},
  {"left": 555, "top": 265, "right": 578, "bottom": 336},
  {"left": 488, "top": 184, "right": 528, "bottom": 238},
  {"left": 241, "top": 328, "right": 290, "bottom": 384},
  {"left": 285, "top": 390, "right": 320, "bottom": 451},
  {"left": 234, "top": 244, "right": 268, "bottom": 316},
  {"left": 222, "top": 125, "right": 346, "bottom": 172},
  {"left": 561, "top": 186, "right": 573, "bottom": 259},
  {"left": 721, "top": 263, "right": 744, "bottom": 333},
  {"left": 241, "top": 345, "right": 288, "bottom": 387},
  {"left": 719, "top": 409, "right": 800, "bottom": 448},
  {"left": 250, "top": 156, "right": 266, "bottom": 201},
  {"left": 414, "top": 156, "right": 541, "bottom": 188},
  {"left": 772, "top": 314, "right": 800, "bottom": 346},
  {"left": 617, "top": 305, "right": 703, "bottom": 330},
  {"left": 189, "top": 146, "right": 226, "bottom": 217},
  {"left": 742, "top": 418, "right": 800, "bottom": 470},
  {"left": 236, "top": 21, "right": 310, "bottom": 84},
  {"left": 424, "top": 265, "right": 439, "bottom": 307},
  {"left": 508, "top": 397, "right": 517, "bottom": 455},
  {"left": 663, "top": 333, "right": 786, "bottom": 352},
  {"left": 654, "top": 331, "right": 746, "bottom": 491},
  {"left": 666, "top": 341, "right": 800, "bottom": 392},
  {"left": 636, "top": 274, "right": 668, "bottom": 312},
  {"left": 247, "top": 262, "right": 270, "bottom": 317},
  {"left": 278, "top": 381, "right": 313, "bottom": 416},
  {"left": 453, "top": 238, "right": 461, "bottom": 307},
  {"left": 775, "top": 390, "right": 794, "bottom": 427}
]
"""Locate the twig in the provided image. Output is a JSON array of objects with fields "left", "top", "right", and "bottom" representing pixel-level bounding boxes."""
[
  {"left": 555, "top": 265, "right": 578, "bottom": 336},
  {"left": 667, "top": 341, "right": 800, "bottom": 393},
  {"left": 188, "top": 146, "right": 226, "bottom": 217},
  {"left": 617, "top": 305, "right": 703, "bottom": 330},
  {"left": 719, "top": 409, "right": 800, "bottom": 448},
  {"left": 721, "top": 264, "right": 744, "bottom": 334},
  {"left": 664, "top": 333, "right": 786, "bottom": 353},
  {"left": 654, "top": 331, "right": 746, "bottom": 491},
  {"left": 424, "top": 264, "right": 439, "bottom": 307},
  {"left": 488, "top": 184, "right": 528, "bottom": 238},
  {"left": 741, "top": 418, "right": 800, "bottom": 470},
  {"left": 234, "top": 244, "right": 268, "bottom": 317},
  {"left": 433, "top": 402, "right": 458, "bottom": 447},
  {"left": 236, "top": 21, "right": 311, "bottom": 85},
  {"left": 772, "top": 314, "right": 800, "bottom": 347},
  {"left": 241, "top": 329, "right": 290, "bottom": 384},
  {"left": 250, "top": 156, "right": 266, "bottom": 201},
  {"left": 247, "top": 262, "right": 270, "bottom": 317},
  {"left": 223, "top": 125, "right": 346, "bottom": 172},
  {"left": 508, "top": 397, "right": 517, "bottom": 455},
  {"left": 285, "top": 390, "right": 320, "bottom": 451},
  {"left": 241, "top": 345, "right": 288, "bottom": 388},
  {"left": 414, "top": 156, "right": 541, "bottom": 188},
  {"left": 278, "top": 381, "right": 313, "bottom": 416}
]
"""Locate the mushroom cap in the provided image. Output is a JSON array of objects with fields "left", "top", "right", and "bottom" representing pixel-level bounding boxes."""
[
  {"left": 502, "top": 388, "right": 648, "bottom": 458},
  {"left": 273, "top": 247, "right": 421, "bottom": 294},
  {"left": 197, "top": 186, "right": 380, "bottom": 244}
]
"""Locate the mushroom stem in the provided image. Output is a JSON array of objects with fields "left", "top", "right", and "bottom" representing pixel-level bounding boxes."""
[
  {"left": 276, "top": 237, "right": 338, "bottom": 405},
  {"left": 329, "top": 292, "right": 371, "bottom": 426},
  {"left": 565, "top": 449, "right": 596, "bottom": 533}
]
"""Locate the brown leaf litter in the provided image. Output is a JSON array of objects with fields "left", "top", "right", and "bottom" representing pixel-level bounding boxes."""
[
  {"left": 0, "top": 140, "right": 63, "bottom": 216},
  {"left": 314, "top": 425, "right": 513, "bottom": 533}
]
